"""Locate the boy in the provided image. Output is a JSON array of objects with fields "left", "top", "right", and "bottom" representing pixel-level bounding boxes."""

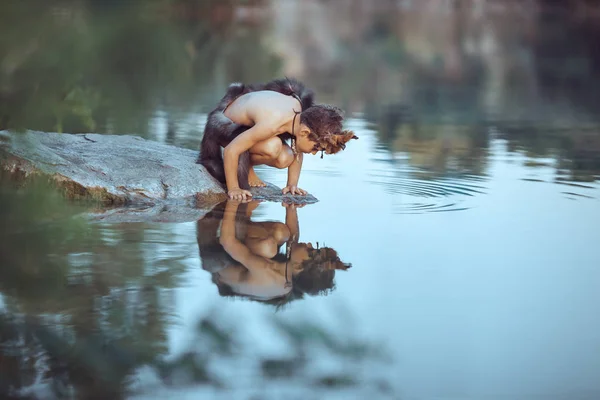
[{"left": 197, "top": 78, "right": 358, "bottom": 201}]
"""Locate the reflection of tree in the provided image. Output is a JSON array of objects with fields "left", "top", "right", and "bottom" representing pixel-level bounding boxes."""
[
  {"left": 197, "top": 200, "right": 352, "bottom": 308},
  {"left": 147, "top": 309, "right": 393, "bottom": 397},
  {"left": 367, "top": 102, "right": 490, "bottom": 178},
  {"left": 498, "top": 124, "right": 600, "bottom": 182},
  {"left": 0, "top": 182, "right": 391, "bottom": 398},
  {"left": 0, "top": 178, "right": 188, "bottom": 399}
]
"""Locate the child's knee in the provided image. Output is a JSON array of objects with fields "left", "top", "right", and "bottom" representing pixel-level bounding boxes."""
[
  {"left": 274, "top": 147, "right": 294, "bottom": 169},
  {"left": 260, "top": 138, "right": 283, "bottom": 159},
  {"left": 250, "top": 138, "right": 293, "bottom": 169}
]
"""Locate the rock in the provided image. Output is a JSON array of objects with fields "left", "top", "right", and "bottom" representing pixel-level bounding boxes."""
[
  {"left": 250, "top": 182, "right": 318, "bottom": 204},
  {"left": 0, "top": 130, "right": 226, "bottom": 207},
  {"left": 0, "top": 130, "right": 319, "bottom": 215}
]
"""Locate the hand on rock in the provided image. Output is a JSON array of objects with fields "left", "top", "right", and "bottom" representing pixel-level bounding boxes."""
[
  {"left": 228, "top": 188, "right": 252, "bottom": 201},
  {"left": 282, "top": 185, "right": 307, "bottom": 196}
]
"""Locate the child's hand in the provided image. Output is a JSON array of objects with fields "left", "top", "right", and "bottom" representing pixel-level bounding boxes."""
[
  {"left": 282, "top": 202, "right": 305, "bottom": 209},
  {"left": 228, "top": 188, "right": 252, "bottom": 201},
  {"left": 282, "top": 185, "right": 307, "bottom": 196}
]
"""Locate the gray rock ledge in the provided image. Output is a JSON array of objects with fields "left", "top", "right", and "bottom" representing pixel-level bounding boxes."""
[{"left": 0, "top": 130, "right": 318, "bottom": 221}]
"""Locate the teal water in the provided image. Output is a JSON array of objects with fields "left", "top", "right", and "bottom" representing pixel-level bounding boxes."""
[{"left": 2, "top": 2, "right": 600, "bottom": 399}]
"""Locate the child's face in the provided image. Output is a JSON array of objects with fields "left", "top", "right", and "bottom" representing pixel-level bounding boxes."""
[
  {"left": 296, "top": 134, "right": 318, "bottom": 154},
  {"left": 290, "top": 242, "right": 313, "bottom": 264},
  {"left": 299, "top": 137, "right": 329, "bottom": 156},
  {"left": 296, "top": 125, "right": 322, "bottom": 154}
]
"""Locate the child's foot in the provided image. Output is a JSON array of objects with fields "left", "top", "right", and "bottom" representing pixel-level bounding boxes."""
[{"left": 248, "top": 167, "right": 267, "bottom": 187}]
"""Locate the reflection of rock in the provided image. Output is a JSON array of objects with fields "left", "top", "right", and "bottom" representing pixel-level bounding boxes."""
[
  {"left": 0, "top": 131, "right": 318, "bottom": 214},
  {"left": 86, "top": 204, "right": 215, "bottom": 224}
]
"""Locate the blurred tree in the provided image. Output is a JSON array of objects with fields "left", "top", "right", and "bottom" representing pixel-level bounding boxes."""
[
  {"left": 0, "top": 173, "right": 189, "bottom": 399},
  {"left": 0, "top": 0, "right": 281, "bottom": 135}
]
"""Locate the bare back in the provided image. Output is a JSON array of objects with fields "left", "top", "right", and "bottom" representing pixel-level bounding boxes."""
[{"left": 223, "top": 90, "right": 301, "bottom": 131}]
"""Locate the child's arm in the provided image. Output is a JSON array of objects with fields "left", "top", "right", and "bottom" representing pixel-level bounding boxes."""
[
  {"left": 284, "top": 202, "right": 301, "bottom": 242},
  {"left": 219, "top": 201, "right": 266, "bottom": 267},
  {"left": 282, "top": 152, "right": 307, "bottom": 196},
  {"left": 224, "top": 124, "right": 276, "bottom": 200}
]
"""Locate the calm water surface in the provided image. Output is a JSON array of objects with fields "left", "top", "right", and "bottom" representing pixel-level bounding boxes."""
[
  {"left": 4, "top": 119, "right": 599, "bottom": 399},
  {"left": 170, "top": 120, "right": 600, "bottom": 399},
  {"left": 2, "top": 2, "right": 600, "bottom": 399}
]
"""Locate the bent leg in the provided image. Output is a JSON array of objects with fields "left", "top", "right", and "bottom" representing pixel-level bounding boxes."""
[
  {"left": 250, "top": 137, "right": 294, "bottom": 169},
  {"left": 199, "top": 110, "right": 249, "bottom": 185},
  {"left": 245, "top": 137, "right": 295, "bottom": 188}
]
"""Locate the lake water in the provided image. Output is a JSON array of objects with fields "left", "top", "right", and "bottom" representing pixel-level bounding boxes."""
[{"left": 2, "top": 2, "right": 600, "bottom": 399}]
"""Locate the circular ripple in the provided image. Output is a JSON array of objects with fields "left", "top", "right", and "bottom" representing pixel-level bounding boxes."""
[{"left": 368, "top": 169, "right": 487, "bottom": 214}]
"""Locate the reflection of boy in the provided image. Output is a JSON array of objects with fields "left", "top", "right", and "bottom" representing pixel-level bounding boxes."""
[{"left": 196, "top": 201, "right": 351, "bottom": 307}]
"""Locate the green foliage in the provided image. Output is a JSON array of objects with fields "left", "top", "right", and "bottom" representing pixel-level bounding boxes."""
[
  {"left": 0, "top": 0, "right": 281, "bottom": 134},
  {"left": 0, "top": 174, "right": 92, "bottom": 301},
  {"left": 0, "top": 173, "right": 193, "bottom": 397}
]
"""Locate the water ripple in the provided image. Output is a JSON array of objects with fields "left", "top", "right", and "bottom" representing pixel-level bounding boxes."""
[{"left": 367, "top": 171, "right": 487, "bottom": 214}]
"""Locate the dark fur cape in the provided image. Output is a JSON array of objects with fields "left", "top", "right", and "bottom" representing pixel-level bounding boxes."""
[{"left": 196, "top": 78, "right": 314, "bottom": 189}]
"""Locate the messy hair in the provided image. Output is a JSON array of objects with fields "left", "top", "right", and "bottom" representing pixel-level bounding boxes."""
[
  {"left": 300, "top": 105, "right": 358, "bottom": 155},
  {"left": 294, "top": 246, "right": 351, "bottom": 295},
  {"left": 213, "top": 245, "right": 351, "bottom": 310}
]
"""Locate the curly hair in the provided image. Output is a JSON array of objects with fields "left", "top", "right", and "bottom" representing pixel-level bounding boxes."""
[
  {"left": 300, "top": 105, "right": 358, "bottom": 155},
  {"left": 293, "top": 246, "right": 351, "bottom": 295},
  {"left": 210, "top": 244, "right": 351, "bottom": 309}
]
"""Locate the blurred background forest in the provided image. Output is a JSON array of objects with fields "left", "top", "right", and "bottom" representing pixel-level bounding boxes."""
[{"left": 1, "top": 0, "right": 600, "bottom": 181}]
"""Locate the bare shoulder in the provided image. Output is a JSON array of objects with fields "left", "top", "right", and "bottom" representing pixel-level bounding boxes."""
[
  {"left": 247, "top": 91, "right": 299, "bottom": 124},
  {"left": 225, "top": 90, "right": 297, "bottom": 134}
]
